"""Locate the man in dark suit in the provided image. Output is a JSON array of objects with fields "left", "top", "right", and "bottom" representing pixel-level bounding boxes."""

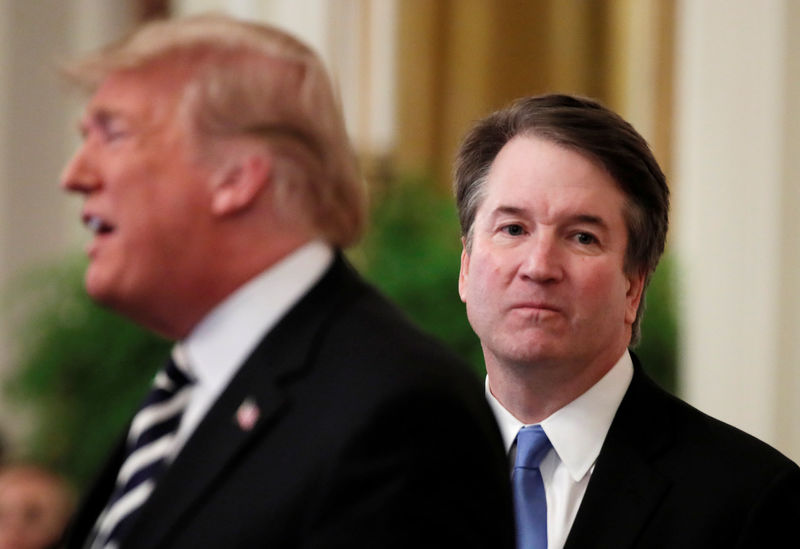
[
  {"left": 58, "top": 14, "right": 514, "bottom": 549},
  {"left": 454, "top": 93, "right": 800, "bottom": 548}
]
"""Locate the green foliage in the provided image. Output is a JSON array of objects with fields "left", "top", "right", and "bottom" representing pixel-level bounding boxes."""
[
  {"left": 354, "top": 176, "right": 485, "bottom": 374},
  {"left": 636, "top": 254, "right": 678, "bottom": 393},
  {"left": 3, "top": 257, "right": 169, "bottom": 489}
]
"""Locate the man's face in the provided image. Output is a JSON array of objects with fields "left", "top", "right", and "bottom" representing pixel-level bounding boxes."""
[
  {"left": 0, "top": 470, "right": 71, "bottom": 549},
  {"left": 458, "top": 135, "right": 644, "bottom": 374},
  {"left": 60, "top": 66, "right": 215, "bottom": 328}
]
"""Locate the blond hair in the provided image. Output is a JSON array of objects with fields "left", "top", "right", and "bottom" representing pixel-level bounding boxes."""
[{"left": 63, "top": 14, "right": 366, "bottom": 247}]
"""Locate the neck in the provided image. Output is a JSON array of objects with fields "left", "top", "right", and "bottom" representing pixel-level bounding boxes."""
[
  {"left": 136, "top": 234, "right": 316, "bottom": 340},
  {"left": 486, "top": 346, "right": 628, "bottom": 424}
]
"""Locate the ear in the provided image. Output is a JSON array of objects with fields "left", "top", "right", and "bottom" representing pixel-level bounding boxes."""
[
  {"left": 624, "top": 268, "right": 647, "bottom": 325},
  {"left": 211, "top": 154, "right": 272, "bottom": 217},
  {"left": 458, "top": 237, "right": 470, "bottom": 304}
]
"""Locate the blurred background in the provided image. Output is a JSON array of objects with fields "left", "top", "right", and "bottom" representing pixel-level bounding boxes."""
[{"left": 0, "top": 0, "right": 797, "bottom": 492}]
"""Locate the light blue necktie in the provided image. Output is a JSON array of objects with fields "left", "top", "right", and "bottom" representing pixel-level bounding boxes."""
[{"left": 512, "top": 425, "right": 551, "bottom": 549}]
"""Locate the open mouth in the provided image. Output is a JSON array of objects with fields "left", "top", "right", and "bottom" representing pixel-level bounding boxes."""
[{"left": 84, "top": 215, "right": 115, "bottom": 235}]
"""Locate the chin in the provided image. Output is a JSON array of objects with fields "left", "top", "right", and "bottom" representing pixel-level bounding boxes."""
[
  {"left": 84, "top": 267, "right": 123, "bottom": 309},
  {"left": 84, "top": 272, "right": 106, "bottom": 302},
  {"left": 493, "top": 340, "right": 561, "bottom": 368},
  {"left": 85, "top": 284, "right": 118, "bottom": 310}
]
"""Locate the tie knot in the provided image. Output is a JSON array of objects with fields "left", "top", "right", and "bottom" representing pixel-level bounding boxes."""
[
  {"left": 163, "top": 357, "right": 193, "bottom": 391},
  {"left": 139, "top": 356, "right": 194, "bottom": 413},
  {"left": 515, "top": 425, "right": 551, "bottom": 470}
]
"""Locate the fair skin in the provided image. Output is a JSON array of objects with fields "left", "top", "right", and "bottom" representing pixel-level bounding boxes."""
[
  {"left": 0, "top": 467, "right": 72, "bottom": 549},
  {"left": 458, "top": 135, "right": 645, "bottom": 424},
  {"left": 61, "top": 61, "right": 312, "bottom": 339}
]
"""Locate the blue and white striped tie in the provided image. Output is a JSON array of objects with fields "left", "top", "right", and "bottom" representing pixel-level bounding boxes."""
[{"left": 90, "top": 353, "right": 194, "bottom": 549}]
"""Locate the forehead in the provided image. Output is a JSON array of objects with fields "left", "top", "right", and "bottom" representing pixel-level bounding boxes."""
[
  {"left": 82, "top": 64, "right": 190, "bottom": 126},
  {"left": 480, "top": 135, "right": 626, "bottom": 219},
  {"left": 0, "top": 471, "right": 60, "bottom": 501}
]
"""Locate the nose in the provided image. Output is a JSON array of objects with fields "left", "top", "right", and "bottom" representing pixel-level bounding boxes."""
[
  {"left": 60, "top": 144, "right": 101, "bottom": 194},
  {"left": 518, "top": 232, "right": 564, "bottom": 283}
]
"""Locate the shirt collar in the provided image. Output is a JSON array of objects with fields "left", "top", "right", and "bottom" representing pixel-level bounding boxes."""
[
  {"left": 177, "top": 240, "right": 334, "bottom": 398},
  {"left": 486, "top": 350, "right": 633, "bottom": 482}
]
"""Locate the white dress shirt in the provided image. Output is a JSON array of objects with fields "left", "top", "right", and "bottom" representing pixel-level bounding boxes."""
[
  {"left": 169, "top": 240, "right": 334, "bottom": 458},
  {"left": 486, "top": 350, "right": 633, "bottom": 549}
]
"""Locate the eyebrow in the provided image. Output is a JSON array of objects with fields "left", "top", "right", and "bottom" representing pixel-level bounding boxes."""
[
  {"left": 78, "top": 107, "right": 125, "bottom": 136},
  {"left": 491, "top": 205, "right": 610, "bottom": 230}
]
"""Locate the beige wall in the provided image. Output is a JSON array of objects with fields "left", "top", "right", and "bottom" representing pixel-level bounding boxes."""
[
  {"left": 0, "top": 1, "right": 74, "bottom": 288},
  {"left": 674, "top": 0, "right": 800, "bottom": 461},
  {"left": 0, "top": 0, "right": 136, "bottom": 444}
]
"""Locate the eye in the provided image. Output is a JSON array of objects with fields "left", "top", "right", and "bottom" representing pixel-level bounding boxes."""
[
  {"left": 103, "top": 123, "right": 129, "bottom": 142},
  {"left": 574, "top": 232, "right": 597, "bottom": 245},
  {"left": 501, "top": 224, "right": 525, "bottom": 236},
  {"left": 92, "top": 112, "right": 130, "bottom": 143}
]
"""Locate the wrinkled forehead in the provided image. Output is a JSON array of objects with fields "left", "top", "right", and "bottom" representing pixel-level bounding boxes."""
[
  {"left": 477, "top": 135, "right": 629, "bottom": 226},
  {"left": 486, "top": 134, "right": 621, "bottom": 193},
  {"left": 0, "top": 471, "right": 64, "bottom": 502}
]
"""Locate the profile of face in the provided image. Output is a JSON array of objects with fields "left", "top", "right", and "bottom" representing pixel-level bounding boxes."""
[
  {"left": 458, "top": 135, "right": 644, "bottom": 374},
  {"left": 0, "top": 467, "right": 72, "bottom": 549},
  {"left": 60, "top": 65, "right": 216, "bottom": 330}
]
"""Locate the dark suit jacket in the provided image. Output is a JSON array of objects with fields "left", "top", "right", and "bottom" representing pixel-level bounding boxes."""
[
  {"left": 65, "top": 255, "right": 514, "bottom": 548},
  {"left": 564, "top": 354, "right": 800, "bottom": 548}
]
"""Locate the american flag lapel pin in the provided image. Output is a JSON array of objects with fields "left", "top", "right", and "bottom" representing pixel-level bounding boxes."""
[{"left": 236, "top": 397, "right": 260, "bottom": 431}]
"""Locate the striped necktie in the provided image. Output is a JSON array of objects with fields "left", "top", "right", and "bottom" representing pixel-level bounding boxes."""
[
  {"left": 512, "top": 425, "right": 551, "bottom": 549},
  {"left": 89, "top": 353, "right": 194, "bottom": 549}
]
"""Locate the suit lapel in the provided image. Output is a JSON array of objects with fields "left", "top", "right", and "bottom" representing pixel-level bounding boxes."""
[
  {"left": 120, "top": 255, "right": 363, "bottom": 549},
  {"left": 123, "top": 376, "right": 286, "bottom": 549},
  {"left": 564, "top": 359, "right": 674, "bottom": 549}
]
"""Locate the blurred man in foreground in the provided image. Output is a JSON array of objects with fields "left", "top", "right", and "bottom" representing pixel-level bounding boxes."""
[
  {"left": 455, "top": 93, "right": 800, "bottom": 548},
  {"left": 59, "top": 14, "right": 513, "bottom": 549}
]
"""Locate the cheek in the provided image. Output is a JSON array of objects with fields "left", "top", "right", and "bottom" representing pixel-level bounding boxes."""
[
  {"left": 106, "top": 161, "right": 157, "bottom": 205},
  {"left": 576, "top": 263, "right": 629, "bottom": 309},
  {"left": 463, "top": 251, "right": 500, "bottom": 294},
  {"left": 462, "top": 255, "right": 513, "bottom": 323}
]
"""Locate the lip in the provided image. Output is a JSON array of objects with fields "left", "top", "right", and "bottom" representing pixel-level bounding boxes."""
[
  {"left": 81, "top": 210, "right": 115, "bottom": 258},
  {"left": 510, "top": 301, "right": 561, "bottom": 311},
  {"left": 81, "top": 210, "right": 100, "bottom": 228},
  {"left": 81, "top": 210, "right": 115, "bottom": 232},
  {"left": 509, "top": 302, "right": 562, "bottom": 316}
]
